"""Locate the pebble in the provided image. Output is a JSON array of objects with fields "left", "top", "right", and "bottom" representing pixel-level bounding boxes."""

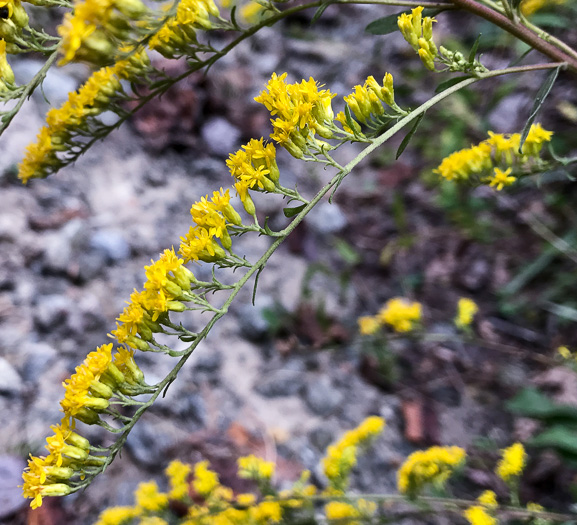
[
  {"left": 237, "top": 294, "right": 275, "bottom": 341},
  {"left": 304, "top": 375, "right": 344, "bottom": 416},
  {"left": 0, "top": 455, "right": 28, "bottom": 518},
  {"left": 255, "top": 368, "right": 305, "bottom": 397},
  {"left": 21, "top": 341, "right": 58, "bottom": 383},
  {"left": 305, "top": 202, "right": 348, "bottom": 235},
  {"left": 201, "top": 117, "right": 242, "bottom": 157},
  {"left": 90, "top": 230, "right": 131, "bottom": 263},
  {"left": 33, "top": 294, "right": 72, "bottom": 331},
  {"left": 0, "top": 357, "right": 22, "bottom": 395}
]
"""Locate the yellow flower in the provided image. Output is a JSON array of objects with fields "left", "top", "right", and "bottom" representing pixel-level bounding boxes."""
[
  {"left": 193, "top": 460, "right": 220, "bottom": 496},
  {"left": 463, "top": 505, "right": 497, "bottom": 525},
  {"left": 455, "top": 298, "right": 478, "bottom": 329},
  {"left": 398, "top": 6, "right": 438, "bottom": 70},
  {"left": 255, "top": 73, "right": 336, "bottom": 157},
  {"left": 488, "top": 167, "right": 516, "bottom": 191},
  {"left": 322, "top": 417, "right": 385, "bottom": 492},
  {"left": 134, "top": 481, "right": 168, "bottom": 512},
  {"left": 251, "top": 500, "right": 282, "bottom": 523},
  {"left": 397, "top": 446, "right": 466, "bottom": 496},
  {"left": 378, "top": 297, "right": 422, "bottom": 333},
  {"left": 496, "top": 442, "right": 526, "bottom": 483},
  {"left": 358, "top": 315, "right": 381, "bottom": 335},
  {"left": 94, "top": 506, "right": 139, "bottom": 525},
  {"left": 325, "top": 499, "right": 377, "bottom": 524},
  {"left": 238, "top": 454, "right": 275, "bottom": 481},
  {"left": 240, "top": 0, "right": 265, "bottom": 23},
  {"left": 477, "top": 490, "right": 498, "bottom": 508},
  {"left": 166, "top": 460, "right": 191, "bottom": 500},
  {"left": 557, "top": 345, "right": 572, "bottom": 360}
]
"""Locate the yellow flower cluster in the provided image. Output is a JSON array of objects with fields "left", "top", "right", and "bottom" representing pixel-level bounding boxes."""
[
  {"left": 463, "top": 505, "right": 498, "bottom": 525},
  {"left": 18, "top": 49, "right": 150, "bottom": 184},
  {"left": 397, "top": 445, "right": 466, "bottom": 496},
  {"left": 149, "top": 0, "right": 220, "bottom": 58},
  {"left": 254, "top": 72, "right": 336, "bottom": 158},
  {"left": 94, "top": 456, "right": 317, "bottom": 525},
  {"left": 0, "top": 39, "right": 15, "bottom": 91},
  {"left": 434, "top": 124, "right": 553, "bottom": 189},
  {"left": 322, "top": 416, "right": 385, "bottom": 493},
  {"left": 227, "top": 138, "right": 280, "bottom": 215},
  {"left": 496, "top": 442, "right": 526, "bottom": 483},
  {"left": 359, "top": 297, "right": 422, "bottom": 335},
  {"left": 398, "top": 6, "right": 438, "bottom": 70},
  {"left": 337, "top": 73, "right": 407, "bottom": 132},
  {"left": 22, "top": 343, "right": 147, "bottom": 509},
  {"left": 463, "top": 490, "right": 498, "bottom": 525},
  {"left": 324, "top": 499, "right": 377, "bottom": 525},
  {"left": 57, "top": 0, "right": 149, "bottom": 65},
  {"left": 238, "top": 454, "right": 276, "bottom": 481},
  {"left": 455, "top": 297, "right": 478, "bottom": 329}
]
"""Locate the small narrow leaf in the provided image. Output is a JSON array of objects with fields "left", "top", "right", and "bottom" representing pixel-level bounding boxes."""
[
  {"left": 467, "top": 34, "right": 482, "bottom": 64},
  {"left": 519, "top": 65, "right": 561, "bottom": 154},
  {"left": 311, "top": 1, "right": 332, "bottom": 25},
  {"left": 283, "top": 204, "right": 306, "bottom": 218},
  {"left": 365, "top": 8, "right": 443, "bottom": 35},
  {"left": 435, "top": 76, "right": 471, "bottom": 94},
  {"left": 344, "top": 104, "right": 357, "bottom": 132},
  {"left": 396, "top": 112, "right": 425, "bottom": 159}
]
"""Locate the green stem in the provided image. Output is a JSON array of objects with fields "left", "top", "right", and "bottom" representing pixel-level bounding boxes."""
[{"left": 0, "top": 50, "right": 58, "bottom": 134}]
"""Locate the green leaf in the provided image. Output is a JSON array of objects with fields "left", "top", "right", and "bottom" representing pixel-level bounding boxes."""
[
  {"left": 283, "top": 204, "right": 306, "bottom": 218},
  {"left": 435, "top": 76, "right": 471, "bottom": 94},
  {"left": 344, "top": 104, "right": 357, "bottom": 133},
  {"left": 518, "top": 65, "right": 561, "bottom": 154},
  {"left": 529, "top": 426, "right": 577, "bottom": 455},
  {"left": 333, "top": 238, "right": 361, "bottom": 266},
  {"left": 365, "top": 8, "right": 443, "bottom": 35},
  {"left": 507, "top": 387, "right": 577, "bottom": 422},
  {"left": 530, "top": 13, "right": 571, "bottom": 28},
  {"left": 396, "top": 112, "right": 425, "bottom": 159},
  {"left": 311, "top": 0, "right": 332, "bottom": 25},
  {"left": 467, "top": 34, "right": 482, "bottom": 64}
]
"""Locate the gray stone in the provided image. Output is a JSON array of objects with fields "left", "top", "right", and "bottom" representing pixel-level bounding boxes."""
[
  {"left": 255, "top": 368, "right": 304, "bottom": 397},
  {"left": 0, "top": 358, "right": 22, "bottom": 395},
  {"left": 125, "top": 418, "right": 184, "bottom": 467},
  {"left": 304, "top": 376, "right": 344, "bottom": 416},
  {"left": 21, "top": 342, "right": 58, "bottom": 383},
  {"left": 305, "top": 202, "right": 348, "bottom": 235},
  {"left": 0, "top": 455, "right": 28, "bottom": 518},
  {"left": 90, "top": 230, "right": 131, "bottom": 262},
  {"left": 309, "top": 425, "right": 335, "bottom": 451},
  {"left": 34, "top": 294, "right": 72, "bottom": 331},
  {"left": 193, "top": 349, "right": 222, "bottom": 373},
  {"left": 237, "top": 294, "right": 275, "bottom": 341},
  {"left": 201, "top": 117, "right": 241, "bottom": 157}
]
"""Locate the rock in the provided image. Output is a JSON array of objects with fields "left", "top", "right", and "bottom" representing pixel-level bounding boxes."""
[
  {"left": 304, "top": 376, "right": 344, "bottom": 416},
  {"left": 255, "top": 368, "right": 305, "bottom": 397},
  {"left": 125, "top": 418, "right": 186, "bottom": 467},
  {"left": 21, "top": 342, "right": 58, "bottom": 383},
  {"left": 201, "top": 117, "right": 241, "bottom": 157},
  {"left": 90, "top": 230, "right": 131, "bottom": 263},
  {"left": 0, "top": 358, "right": 22, "bottom": 395},
  {"left": 0, "top": 455, "right": 28, "bottom": 518},
  {"left": 193, "top": 349, "right": 222, "bottom": 373},
  {"left": 305, "top": 202, "right": 348, "bottom": 235},
  {"left": 309, "top": 426, "right": 335, "bottom": 451},
  {"left": 237, "top": 294, "right": 275, "bottom": 341},
  {"left": 34, "top": 295, "right": 72, "bottom": 331}
]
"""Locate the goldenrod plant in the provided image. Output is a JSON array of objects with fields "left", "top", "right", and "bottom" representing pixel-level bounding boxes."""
[{"left": 2, "top": 0, "right": 577, "bottom": 520}]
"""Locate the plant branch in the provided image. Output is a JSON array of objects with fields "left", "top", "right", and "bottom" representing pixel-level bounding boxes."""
[{"left": 449, "top": 0, "right": 577, "bottom": 74}]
